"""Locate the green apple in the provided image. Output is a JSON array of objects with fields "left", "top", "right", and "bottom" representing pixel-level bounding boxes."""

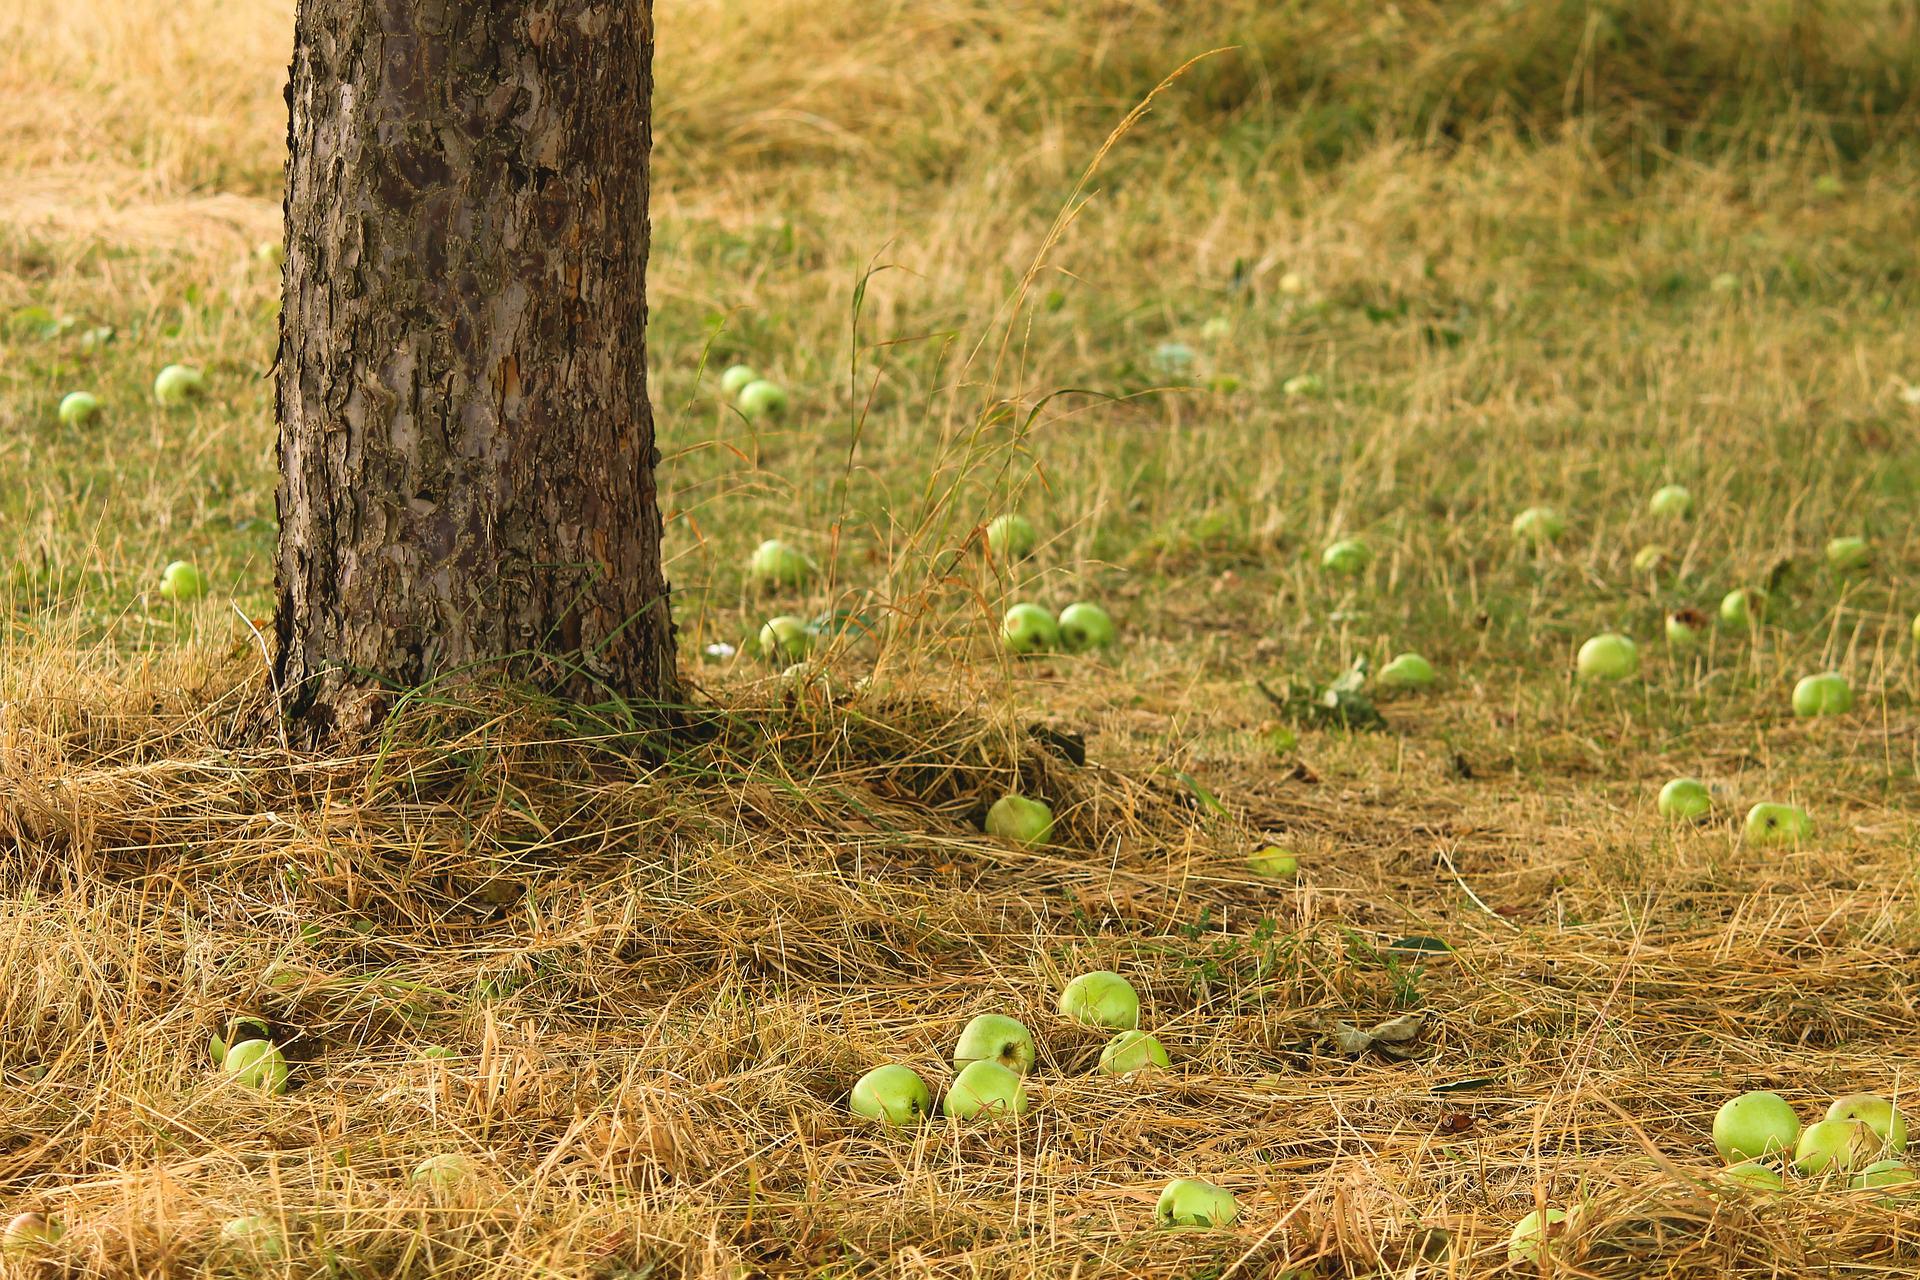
[
  {"left": 1851, "top": 1160, "right": 1916, "bottom": 1192},
  {"left": 736, "top": 379, "right": 789, "bottom": 420},
  {"left": 1795, "top": 1118, "right": 1877, "bottom": 1178},
  {"left": 848, "top": 1064, "right": 933, "bottom": 1125},
  {"left": 218, "top": 1215, "right": 286, "bottom": 1259},
  {"left": 953, "top": 1013, "right": 1036, "bottom": 1075},
  {"left": 1058, "top": 971, "right": 1140, "bottom": 1030},
  {"left": 58, "top": 391, "right": 100, "bottom": 426},
  {"left": 1825, "top": 1095, "right": 1908, "bottom": 1154},
  {"left": 1506, "top": 1208, "right": 1569, "bottom": 1267},
  {"left": 419, "top": 1045, "right": 457, "bottom": 1060},
  {"left": 942, "top": 1059, "right": 1029, "bottom": 1120},
  {"left": 986, "top": 513, "right": 1039, "bottom": 561},
  {"left": 1744, "top": 802, "right": 1812, "bottom": 846},
  {"left": 1666, "top": 608, "right": 1709, "bottom": 651},
  {"left": 1791, "top": 672, "right": 1854, "bottom": 717},
  {"left": 159, "top": 560, "right": 207, "bottom": 602},
  {"left": 1153, "top": 342, "right": 1195, "bottom": 376},
  {"left": 222, "top": 1039, "right": 290, "bottom": 1094},
  {"left": 1376, "top": 652, "right": 1436, "bottom": 690},
  {"left": 1649, "top": 485, "right": 1693, "bottom": 518},
  {"left": 719, "top": 364, "right": 760, "bottom": 397},
  {"left": 1001, "top": 603, "right": 1059, "bottom": 655},
  {"left": 1631, "top": 543, "right": 1673, "bottom": 576},
  {"left": 1320, "top": 538, "right": 1372, "bottom": 575},
  {"left": 1097, "top": 1030, "right": 1169, "bottom": 1075},
  {"left": 1576, "top": 633, "right": 1638, "bottom": 681},
  {"left": 153, "top": 363, "right": 205, "bottom": 406},
  {"left": 1657, "top": 778, "right": 1713, "bottom": 822},
  {"left": 209, "top": 1015, "right": 272, "bottom": 1066},
  {"left": 1058, "top": 602, "right": 1117, "bottom": 653},
  {"left": 1720, "top": 1162, "right": 1784, "bottom": 1192},
  {"left": 1283, "top": 372, "right": 1324, "bottom": 397},
  {"left": 1826, "top": 536, "right": 1871, "bottom": 573},
  {"left": 1713, "top": 1090, "right": 1800, "bottom": 1162},
  {"left": 1154, "top": 1178, "right": 1238, "bottom": 1228},
  {"left": 758, "top": 615, "right": 812, "bottom": 662},
  {"left": 410, "top": 1152, "right": 473, "bottom": 1190},
  {"left": 1719, "top": 588, "right": 1767, "bottom": 627},
  {"left": 985, "top": 794, "right": 1053, "bottom": 847},
  {"left": 1248, "top": 847, "right": 1299, "bottom": 878},
  {"left": 1511, "top": 506, "right": 1565, "bottom": 543},
  {"left": 1, "top": 1213, "right": 63, "bottom": 1255},
  {"left": 748, "top": 539, "right": 816, "bottom": 588}
]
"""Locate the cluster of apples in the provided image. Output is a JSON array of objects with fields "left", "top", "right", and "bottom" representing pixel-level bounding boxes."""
[
  {"left": 51, "top": 363, "right": 206, "bottom": 429},
  {"left": 986, "top": 515, "right": 1121, "bottom": 657},
  {"left": 747, "top": 538, "right": 822, "bottom": 663},
  {"left": 1657, "top": 778, "right": 1813, "bottom": 847},
  {"left": 1712, "top": 1089, "right": 1912, "bottom": 1193},
  {"left": 719, "top": 362, "right": 790, "bottom": 422},
  {"left": 846, "top": 971, "right": 1240, "bottom": 1229}
]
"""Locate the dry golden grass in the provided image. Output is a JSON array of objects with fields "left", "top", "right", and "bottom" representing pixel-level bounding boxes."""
[{"left": 5, "top": 0, "right": 1920, "bottom": 1277}]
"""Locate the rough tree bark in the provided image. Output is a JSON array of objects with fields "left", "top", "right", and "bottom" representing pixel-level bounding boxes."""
[{"left": 274, "top": 0, "right": 675, "bottom": 739}]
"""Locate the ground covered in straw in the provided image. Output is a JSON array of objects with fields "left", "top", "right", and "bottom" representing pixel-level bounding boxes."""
[{"left": 5, "top": 0, "right": 1920, "bottom": 1276}]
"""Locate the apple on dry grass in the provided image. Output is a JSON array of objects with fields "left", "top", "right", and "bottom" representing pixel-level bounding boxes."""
[
  {"left": 1057, "top": 971, "right": 1139, "bottom": 1030},
  {"left": 952, "top": 1014, "right": 1036, "bottom": 1075},
  {"left": 1576, "top": 633, "right": 1638, "bottom": 681},
  {"left": 1154, "top": 1178, "right": 1238, "bottom": 1228},
  {"left": 985, "top": 794, "right": 1053, "bottom": 847},
  {"left": 1506, "top": 1207, "right": 1569, "bottom": 1267},
  {"left": 848, "top": 1064, "right": 933, "bottom": 1125},
  {"left": 942, "top": 1059, "right": 1029, "bottom": 1120},
  {"left": 1097, "top": 1030, "right": 1169, "bottom": 1075},
  {"left": 1743, "top": 802, "right": 1811, "bottom": 847},
  {"left": 1657, "top": 778, "right": 1713, "bottom": 822},
  {"left": 1713, "top": 1090, "right": 1800, "bottom": 1162}
]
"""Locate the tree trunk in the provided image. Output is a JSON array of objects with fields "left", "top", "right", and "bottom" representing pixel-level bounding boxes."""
[{"left": 274, "top": 0, "right": 675, "bottom": 739}]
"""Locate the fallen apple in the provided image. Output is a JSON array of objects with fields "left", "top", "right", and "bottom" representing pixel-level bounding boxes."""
[
  {"left": 1248, "top": 847, "right": 1299, "bottom": 878},
  {"left": 1744, "top": 802, "right": 1811, "bottom": 847},
  {"left": 1791, "top": 672, "right": 1854, "bottom": 718},
  {"left": 1825, "top": 1094, "right": 1908, "bottom": 1154},
  {"left": 1632, "top": 543, "right": 1674, "bottom": 576},
  {"left": 1666, "top": 608, "right": 1709, "bottom": 651},
  {"left": 1719, "top": 588, "right": 1767, "bottom": 628},
  {"left": 1154, "top": 1178, "right": 1239, "bottom": 1228},
  {"left": 736, "top": 379, "right": 789, "bottom": 420},
  {"left": 1825, "top": 536, "right": 1871, "bottom": 573},
  {"left": 1153, "top": 342, "right": 1196, "bottom": 376},
  {"left": 942, "top": 1059, "right": 1029, "bottom": 1120},
  {"left": 848, "top": 1064, "right": 933, "bottom": 1125},
  {"left": 1713, "top": 1090, "right": 1801, "bottom": 1162},
  {"left": 1795, "top": 1117, "right": 1877, "bottom": 1178},
  {"left": 1283, "top": 372, "right": 1324, "bottom": 397},
  {"left": 1001, "top": 603, "right": 1059, "bottom": 655},
  {"left": 159, "top": 560, "right": 207, "bottom": 602},
  {"left": 1320, "top": 538, "right": 1372, "bottom": 575},
  {"left": 218, "top": 1215, "right": 286, "bottom": 1259},
  {"left": 1720, "top": 1162, "right": 1784, "bottom": 1191},
  {"left": 720, "top": 364, "right": 760, "bottom": 397},
  {"left": 410, "top": 1153, "right": 473, "bottom": 1190},
  {"left": 1576, "top": 633, "right": 1638, "bottom": 681},
  {"left": 221, "top": 1039, "right": 289, "bottom": 1094},
  {"left": 1278, "top": 271, "right": 1308, "bottom": 296},
  {"left": 758, "top": 615, "right": 813, "bottom": 663},
  {"left": 58, "top": 391, "right": 100, "bottom": 426},
  {"left": 1851, "top": 1159, "right": 1916, "bottom": 1192},
  {"left": 1097, "top": 1030, "right": 1170, "bottom": 1075},
  {"left": 1511, "top": 506, "right": 1565, "bottom": 543},
  {"left": 986, "top": 514, "right": 1039, "bottom": 561},
  {"left": 985, "top": 794, "right": 1053, "bottom": 847},
  {"left": 1649, "top": 485, "right": 1693, "bottom": 518},
  {"left": 1058, "top": 971, "right": 1140, "bottom": 1030},
  {"left": 209, "top": 1016, "right": 272, "bottom": 1067},
  {"left": 152, "top": 363, "right": 205, "bottom": 406},
  {"left": 953, "top": 1013, "right": 1036, "bottom": 1075},
  {"left": 1058, "top": 602, "right": 1117, "bottom": 653},
  {"left": 1657, "top": 778, "right": 1713, "bottom": 822},
  {"left": 748, "top": 539, "right": 816, "bottom": 588},
  {"left": 1376, "top": 652, "right": 1436, "bottom": 690},
  {"left": 1506, "top": 1208, "right": 1569, "bottom": 1267},
  {"left": 1, "top": 1213, "right": 63, "bottom": 1255}
]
